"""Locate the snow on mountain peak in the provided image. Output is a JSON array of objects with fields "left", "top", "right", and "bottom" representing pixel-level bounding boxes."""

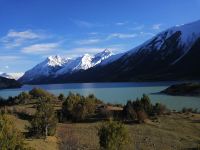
[
  {"left": 128, "top": 19, "right": 200, "bottom": 56},
  {"left": 46, "top": 55, "right": 68, "bottom": 67},
  {"left": 20, "top": 49, "right": 115, "bottom": 82},
  {"left": 0, "top": 72, "right": 24, "bottom": 80}
]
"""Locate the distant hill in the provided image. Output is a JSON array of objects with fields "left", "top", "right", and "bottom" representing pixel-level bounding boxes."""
[
  {"left": 161, "top": 83, "right": 200, "bottom": 96},
  {"left": 0, "top": 76, "right": 22, "bottom": 89}
]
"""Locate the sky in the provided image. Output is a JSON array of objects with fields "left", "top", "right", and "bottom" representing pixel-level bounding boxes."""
[{"left": 0, "top": 0, "right": 200, "bottom": 73}]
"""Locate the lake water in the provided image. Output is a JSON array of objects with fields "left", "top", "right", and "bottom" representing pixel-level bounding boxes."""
[{"left": 0, "top": 82, "right": 200, "bottom": 111}]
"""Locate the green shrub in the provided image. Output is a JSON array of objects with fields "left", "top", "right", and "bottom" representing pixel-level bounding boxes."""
[
  {"left": 123, "top": 95, "right": 169, "bottom": 122},
  {"left": 153, "top": 103, "right": 167, "bottom": 115},
  {"left": 62, "top": 92, "right": 102, "bottom": 122},
  {"left": 29, "top": 88, "right": 55, "bottom": 100},
  {"left": 98, "top": 120, "right": 130, "bottom": 150},
  {"left": 0, "top": 114, "right": 33, "bottom": 149},
  {"left": 58, "top": 93, "right": 65, "bottom": 101},
  {"left": 122, "top": 101, "right": 137, "bottom": 121}
]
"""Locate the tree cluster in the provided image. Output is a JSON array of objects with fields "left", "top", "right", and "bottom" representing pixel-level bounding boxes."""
[
  {"left": 62, "top": 92, "right": 103, "bottom": 122},
  {"left": 123, "top": 94, "right": 168, "bottom": 123}
]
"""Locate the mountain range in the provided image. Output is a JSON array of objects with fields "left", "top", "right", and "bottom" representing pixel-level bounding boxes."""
[
  {"left": 0, "top": 72, "right": 24, "bottom": 80},
  {"left": 18, "top": 20, "right": 200, "bottom": 84}
]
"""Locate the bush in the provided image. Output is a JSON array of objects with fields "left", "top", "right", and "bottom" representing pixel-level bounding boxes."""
[
  {"left": 136, "top": 110, "right": 148, "bottom": 123},
  {"left": 123, "top": 95, "right": 169, "bottom": 122},
  {"left": 62, "top": 92, "right": 102, "bottom": 122},
  {"left": 140, "top": 94, "right": 153, "bottom": 114},
  {"left": 153, "top": 103, "right": 167, "bottom": 115},
  {"left": 122, "top": 101, "right": 137, "bottom": 121},
  {"left": 28, "top": 98, "right": 57, "bottom": 138},
  {"left": 98, "top": 120, "right": 129, "bottom": 150},
  {"left": 29, "top": 88, "right": 55, "bottom": 100},
  {"left": 0, "top": 114, "right": 33, "bottom": 149},
  {"left": 58, "top": 93, "right": 65, "bottom": 101}
]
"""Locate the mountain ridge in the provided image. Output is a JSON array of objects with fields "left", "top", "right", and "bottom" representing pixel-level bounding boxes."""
[
  {"left": 19, "top": 49, "right": 114, "bottom": 83},
  {"left": 19, "top": 20, "right": 200, "bottom": 84}
]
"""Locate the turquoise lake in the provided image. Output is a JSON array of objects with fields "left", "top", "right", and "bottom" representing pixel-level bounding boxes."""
[{"left": 0, "top": 82, "right": 200, "bottom": 111}]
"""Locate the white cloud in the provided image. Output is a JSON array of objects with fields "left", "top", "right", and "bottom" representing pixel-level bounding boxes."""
[
  {"left": 140, "top": 32, "right": 155, "bottom": 37},
  {"left": 7, "top": 30, "right": 41, "bottom": 39},
  {"left": 0, "top": 55, "right": 21, "bottom": 61},
  {"left": 152, "top": 24, "right": 162, "bottom": 30},
  {"left": 22, "top": 43, "right": 59, "bottom": 54},
  {"left": 1, "top": 29, "right": 44, "bottom": 48},
  {"left": 129, "top": 25, "right": 144, "bottom": 30},
  {"left": 74, "top": 20, "right": 94, "bottom": 28},
  {"left": 75, "top": 39, "right": 101, "bottom": 45},
  {"left": 71, "top": 19, "right": 104, "bottom": 28},
  {"left": 88, "top": 32, "right": 99, "bottom": 35},
  {"left": 115, "top": 21, "right": 128, "bottom": 26},
  {"left": 107, "top": 33, "right": 137, "bottom": 40}
]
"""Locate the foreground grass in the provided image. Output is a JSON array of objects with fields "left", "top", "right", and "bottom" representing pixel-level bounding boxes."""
[
  {"left": 4, "top": 104, "right": 200, "bottom": 150},
  {"left": 57, "top": 113, "right": 200, "bottom": 150}
]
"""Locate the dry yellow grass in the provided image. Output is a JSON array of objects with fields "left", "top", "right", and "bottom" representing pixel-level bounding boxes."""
[
  {"left": 5, "top": 104, "right": 200, "bottom": 150},
  {"left": 26, "top": 137, "right": 59, "bottom": 150},
  {"left": 5, "top": 114, "right": 59, "bottom": 150},
  {"left": 57, "top": 113, "right": 200, "bottom": 150}
]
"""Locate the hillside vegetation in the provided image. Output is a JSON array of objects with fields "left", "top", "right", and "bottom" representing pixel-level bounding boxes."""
[{"left": 0, "top": 88, "right": 200, "bottom": 149}]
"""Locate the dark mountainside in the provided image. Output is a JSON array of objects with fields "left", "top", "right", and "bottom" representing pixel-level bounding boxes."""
[
  {"left": 19, "top": 20, "right": 200, "bottom": 84},
  {"left": 0, "top": 76, "right": 22, "bottom": 89}
]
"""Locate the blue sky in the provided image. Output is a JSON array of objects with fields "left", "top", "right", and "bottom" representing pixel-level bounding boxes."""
[{"left": 0, "top": 0, "right": 200, "bottom": 73}]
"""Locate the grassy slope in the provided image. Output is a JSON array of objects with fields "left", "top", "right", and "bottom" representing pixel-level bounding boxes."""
[
  {"left": 5, "top": 105, "right": 200, "bottom": 150},
  {"left": 57, "top": 113, "right": 200, "bottom": 150}
]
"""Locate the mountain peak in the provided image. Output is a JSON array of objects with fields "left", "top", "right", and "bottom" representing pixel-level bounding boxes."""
[{"left": 46, "top": 55, "right": 68, "bottom": 67}]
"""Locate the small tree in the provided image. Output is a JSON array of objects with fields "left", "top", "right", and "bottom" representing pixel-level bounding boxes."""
[
  {"left": 58, "top": 93, "right": 65, "bottom": 101},
  {"left": 140, "top": 94, "right": 152, "bottom": 115},
  {"left": 0, "top": 114, "right": 32, "bottom": 149},
  {"left": 123, "top": 101, "right": 137, "bottom": 121},
  {"left": 28, "top": 98, "right": 57, "bottom": 138},
  {"left": 98, "top": 120, "right": 129, "bottom": 150}
]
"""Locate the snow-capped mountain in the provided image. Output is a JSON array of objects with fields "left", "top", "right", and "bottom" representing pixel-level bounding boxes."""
[
  {"left": 19, "top": 20, "right": 200, "bottom": 84},
  {"left": 48, "top": 19, "right": 200, "bottom": 83},
  {"left": 0, "top": 72, "right": 24, "bottom": 80},
  {"left": 19, "top": 55, "right": 69, "bottom": 83},
  {"left": 19, "top": 49, "right": 114, "bottom": 83},
  {"left": 127, "top": 20, "right": 200, "bottom": 64},
  {"left": 92, "top": 19, "right": 200, "bottom": 81},
  {"left": 56, "top": 49, "right": 113, "bottom": 75}
]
